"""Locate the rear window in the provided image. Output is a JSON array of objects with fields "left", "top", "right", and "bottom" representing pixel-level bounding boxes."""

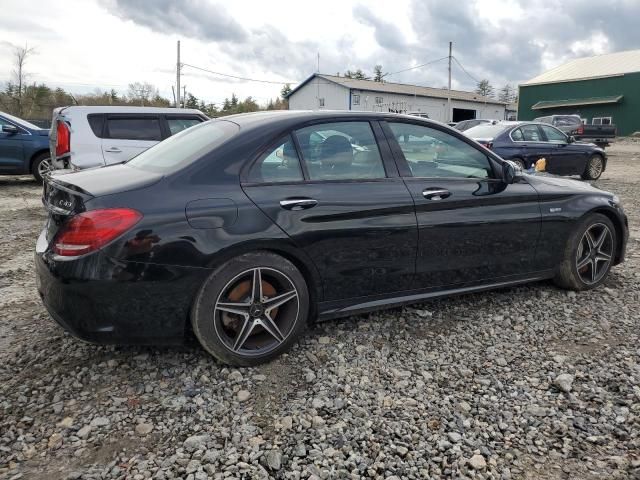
[
  {"left": 464, "top": 124, "right": 506, "bottom": 139},
  {"left": 554, "top": 116, "right": 581, "bottom": 127},
  {"left": 88, "top": 114, "right": 105, "bottom": 137},
  {"left": 126, "top": 120, "right": 238, "bottom": 174},
  {"left": 106, "top": 117, "right": 162, "bottom": 141}
]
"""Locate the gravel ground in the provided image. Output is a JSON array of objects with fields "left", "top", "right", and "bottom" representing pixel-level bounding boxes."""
[{"left": 1, "top": 144, "right": 639, "bottom": 480}]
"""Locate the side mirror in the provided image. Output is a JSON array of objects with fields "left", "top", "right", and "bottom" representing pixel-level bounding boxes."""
[
  {"left": 2, "top": 124, "right": 19, "bottom": 135},
  {"left": 502, "top": 160, "right": 523, "bottom": 184}
]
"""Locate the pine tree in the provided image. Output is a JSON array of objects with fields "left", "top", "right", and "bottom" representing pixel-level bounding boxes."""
[{"left": 475, "top": 79, "right": 495, "bottom": 98}]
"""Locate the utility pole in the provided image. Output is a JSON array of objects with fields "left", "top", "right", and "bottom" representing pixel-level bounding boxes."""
[
  {"left": 176, "top": 40, "right": 181, "bottom": 108},
  {"left": 447, "top": 41, "right": 452, "bottom": 123}
]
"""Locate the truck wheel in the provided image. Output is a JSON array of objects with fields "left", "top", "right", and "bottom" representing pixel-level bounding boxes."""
[
  {"left": 32, "top": 152, "right": 52, "bottom": 183},
  {"left": 581, "top": 154, "right": 604, "bottom": 181}
]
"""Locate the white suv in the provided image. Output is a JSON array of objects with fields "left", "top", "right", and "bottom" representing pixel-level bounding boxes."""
[{"left": 50, "top": 106, "right": 208, "bottom": 170}]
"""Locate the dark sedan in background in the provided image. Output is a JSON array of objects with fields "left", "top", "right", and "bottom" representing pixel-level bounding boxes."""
[
  {"left": 36, "top": 112, "right": 627, "bottom": 366},
  {"left": 465, "top": 121, "right": 607, "bottom": 180}
]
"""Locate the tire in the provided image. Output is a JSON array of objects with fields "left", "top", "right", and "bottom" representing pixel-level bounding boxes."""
[
  {"left": 511, "top": 158, "right": 526, "bottom": 170},
  {"left": 32, "top": 152, "right": 52, "bottom": 183},
  {"left": 554, "top": 213, "right": 616, "bottom": 291},
  {"left": 191, "top": 251, "right": 309, "bottom": 366},
  {"left": 581, "top": 154, "right": 604, "bottom": 180}
]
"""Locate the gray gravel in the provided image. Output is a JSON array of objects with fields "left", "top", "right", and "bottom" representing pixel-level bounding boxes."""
[{"left": 1, "top": 144, "right": 639, "bottom": 480}]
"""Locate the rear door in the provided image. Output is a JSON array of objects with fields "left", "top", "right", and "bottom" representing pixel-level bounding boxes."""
[
  {"left": 383, "top": 120, "right": 541, "bottom": 288},
  {"left": 539, "top": 124, "right": 587, "bottom": 175},
  {"left": 102, "top": 115, "right": 163, "bottom": 164},
  {"left": 511, "top": 124, "right": 554, "bottom": 169},
  {"left": 241, "top": 120, "right": 418, "bottom": 303}
]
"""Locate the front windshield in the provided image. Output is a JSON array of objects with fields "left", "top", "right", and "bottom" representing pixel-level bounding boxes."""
[
  {"left": 464, "top": 124, "right": 507, "bottom": 139},
  {"left": 127, "top": 119, "right": 239, "bottom": 174},
  {"left": 2, "top": 111, "right": 42, "bottom": 130}
]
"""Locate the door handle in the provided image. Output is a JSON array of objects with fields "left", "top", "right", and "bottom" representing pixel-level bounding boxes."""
[
  {"left": 105, "top": 147, "right": 122, "bottom": 153},
  {"left": 279, "top": 198, "right": 318, "bottom": 210},
  {"left": 422, "top": 188, "right": 451, "bottom": 200}
]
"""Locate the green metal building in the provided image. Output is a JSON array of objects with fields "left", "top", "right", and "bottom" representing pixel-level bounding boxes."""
[{"left": 518, "top": 50, "right": 640, "bottom": 136}]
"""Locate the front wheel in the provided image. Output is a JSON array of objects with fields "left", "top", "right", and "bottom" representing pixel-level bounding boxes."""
[
  {"left": 191, "top": 252, "right": 309, "bottom": 366},
  {"left": 32, "top": 152, "right": 52, "bottom": 183},
  {"left": 581, "top": 154, "right": 604, "bottom": 180},
  {"left": 554, "top": 213, "right": 616, "bottom": 290}
]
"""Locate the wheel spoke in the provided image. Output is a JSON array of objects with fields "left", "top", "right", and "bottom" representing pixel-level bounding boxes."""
[
  {"left": 257, "top": 313, "right": 285, "bottom": 343},
  {"left": 584, "top": 230, "right": 596, "bottom": 250},
  {"left": 577, "top": 254, "right": 592, "bottom": 270},
  {"left": 216, "top": 301, "right": 250, "bottom": 317},
  {"left": 590, "top": 259, "right": 597, "bottom": 283},
  {"left": 594, "top": 228, "right": 609, "bottom": 249},
  {"left": 264, "top": 290, "right": 298, "bottom": 311},
  {"left": 233, "top": 318, "right": 255, "bottom": 351},
  {"left": 596, "top": 252, "right": 612, "bottom": 263},
  {"left": 251, "top": 268, "right": 263, "bottom": 303}
]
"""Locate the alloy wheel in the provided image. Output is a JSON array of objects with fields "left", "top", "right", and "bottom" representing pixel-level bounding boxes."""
[
  {"left": 575, "top": 223, "right": 613, "bottom": 285},
  {"left": 38, "top": 157, "right": 52, "bottom": 178},
  {"left": 213, "top": 267, "right": 299, "bottom": 356},
  {"left": 588, "top": 156, "right": 603, "bottom": 179}
]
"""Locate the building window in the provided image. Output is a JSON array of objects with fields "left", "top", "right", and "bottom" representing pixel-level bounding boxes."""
[
  {"left": 375, "top": 96, "right": 383, "bottom": 104},
  {"left": 318, "top": 98, "right": 325, "bottom": 108},
  {"left": 581, "top": 118, "right": 587, "bottom": 125},
  {"left": 592, "top": 117, "right": 612, "bottom": 125},
  {"left": 352, "top": 94, "right": 360, "bottom": 105}
]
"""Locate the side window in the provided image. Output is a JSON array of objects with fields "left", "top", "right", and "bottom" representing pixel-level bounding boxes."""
[
  {"left": 294, "top": 122, "right": 386, "bottom": 181},
  {"left": 388, "top": 122, "right": 492, "bottom": 179},
  {"left": 247, "top": 135, "right": 303, "bottom": 183},
  {"left": 511, "top": 128, "right": 524, "bottom": 141},
  {"left": 167, "top": 117, "right": 203, "bottom": 135},
  {"left": 87, "top": 114, "right": 105, "bottom": 138},
  {"left": 520, "top": 124, "right": 541, "bottom": 142},
  {"left": 106, "top": 117, "right": 162, "bottom": 141},
  {"left": 540, "top": 125, "right": 567, "bottom": 143}
]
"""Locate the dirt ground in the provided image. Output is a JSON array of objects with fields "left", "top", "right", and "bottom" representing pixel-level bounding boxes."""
[{"left": 0, "top": 142, "right": 639, "bottom": 480}]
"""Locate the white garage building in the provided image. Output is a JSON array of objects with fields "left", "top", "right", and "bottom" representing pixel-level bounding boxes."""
[{"left": 286, "top": 73, "right": 507, "bottom": 123}]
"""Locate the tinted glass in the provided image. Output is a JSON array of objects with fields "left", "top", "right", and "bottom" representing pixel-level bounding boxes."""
[
  {"left": 463, "top": 123, "right": 506, "bottom": 138},
  {"left": 540, "top": 125, "right": 567, "bottom": 142},
  {"left": 511, "top": 128, "right": 524, "bottom": 141},
  {"left": 247, "top": 135, "right": 303, "bottom": 183},
  {"left": 295, "top": 122, "right": 385, "bottom": 180},
  {"left": 520, "top": 125, "right": 541, "bottom": 141},
  {"left": 388, "top": 122, "right": 492, "bottom": 179},
  {"left": 167, "top": 117, "right": 202, "bottom": 135},
  {"left": 87, "top": 114, "right": 105, "bottom": 138},
  {"left": 127, "top": 120, "right": 238, "bottom": 173},
  {"left": 106, "top": 117, "right": 162, "bottom": 141}
]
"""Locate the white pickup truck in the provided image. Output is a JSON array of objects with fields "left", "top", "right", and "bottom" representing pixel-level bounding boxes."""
[{"left": 50, "top": 106, "right": 208, "bottom": 170}]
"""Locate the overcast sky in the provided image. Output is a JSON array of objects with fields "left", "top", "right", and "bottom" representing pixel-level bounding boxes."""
[{"left": 1, "top": 0, "right": 639, "bottom": 107}]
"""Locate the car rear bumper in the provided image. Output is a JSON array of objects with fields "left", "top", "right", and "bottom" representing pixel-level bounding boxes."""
[{"left": 35, "top": 230, "right": 209, "bottom": 345}]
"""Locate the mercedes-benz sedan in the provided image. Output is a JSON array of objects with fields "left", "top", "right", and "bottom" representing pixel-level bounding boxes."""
[{"left": 36, "top": 111, "right": 628, "bottom": 365}]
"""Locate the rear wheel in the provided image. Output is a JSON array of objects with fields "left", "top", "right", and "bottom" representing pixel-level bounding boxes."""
[
  {"left": 32, "top": 152, "right": 52, "bottom": 183},
  {"left": 554, "top": 213, "right": 616, "bottom": 290},
  {"left": 511, "top": 157, "right": 526, "bottom": 169},
  {"left": 191, "top": 252, "right": 309, "bottom": 366},
  {"left": 581, "top": 154, "right": 604, "bottom": 180}
]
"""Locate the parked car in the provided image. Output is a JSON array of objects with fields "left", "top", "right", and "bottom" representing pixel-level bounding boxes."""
[
  {"left": 534, "top": 115, "right": 616, "bottom": 148},
  {"left": 465, "top": 121, "right": 607, "bottom": 180},
  {"left": 50, "top": 106, "right": 208, "bottom": 170},
  {"left": 36, "top": 111, "right": 628, "bottom": 366},
  {"left": 454, "top": 119, "right": 497, "bottom": 132},
  {"left": 0, "top": 111, "right": 51, "bottom": 182}
]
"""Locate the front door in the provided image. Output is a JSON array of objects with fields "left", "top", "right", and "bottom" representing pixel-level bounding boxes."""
[
  {"left": 102, "top": 115, "right": 162, "bottom": 165},
  {"left": 0, "top": 118, "right": 25, "bottom": 172},
  {"left": 242, "top": 120, "right": 418, "bottom": 302},
  {"left": 539, "top": 124, "right": 588, "bottom": 175},
  {"left": 383, "top": 120, "right": 541, "bottom": 288}
]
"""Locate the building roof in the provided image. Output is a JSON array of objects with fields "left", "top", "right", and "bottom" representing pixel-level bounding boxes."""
[
  {"left": 287, "top": 73, "right": 506, "bottom": 105},
  {"left": 531, "top": 95, "right": 624, "bottom": 110},
  {"left": 522, "top": 49, "right": 640, "bottom": 86}
]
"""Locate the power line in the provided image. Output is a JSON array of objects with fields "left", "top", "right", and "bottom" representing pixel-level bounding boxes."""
[
  {"left": 383, "top": 56, "right": 449, "bottom": 78},
  {"left": 452, "top": 56, "right": 480, "bottom": 84},
  {"left": 181, "top": 63, "right": 293, "bottom": 85}
]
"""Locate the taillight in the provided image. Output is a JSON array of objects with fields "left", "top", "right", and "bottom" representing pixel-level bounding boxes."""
[
  {"left": 53, "top": 208, "right": 142, "bottom": 256},
  {"left": 576, "top": 126, "right": 584, "bottom": 135},
  {"left": 483, "top": 142, "right": 493, "bottom": 150},
  {"left": 56, "top": 120, "right": 70, "bottom": 157}
]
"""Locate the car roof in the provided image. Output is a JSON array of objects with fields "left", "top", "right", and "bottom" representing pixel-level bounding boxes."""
[{"left": 56, "top": 106, "right": 204, "bottom": 115}]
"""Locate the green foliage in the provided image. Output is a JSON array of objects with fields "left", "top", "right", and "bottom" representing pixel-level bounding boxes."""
[
  {"left": 343, "top": 69, "right": 370, "bottom": 80},
  {"left": 475, "top": 79, "right": 495, "bottom": 98},
  {"left": 373, "top": 65, "right": 384, "bottom": 82},
  {"left": 498, "top": 84, "right": 516, "bottom": 103}
]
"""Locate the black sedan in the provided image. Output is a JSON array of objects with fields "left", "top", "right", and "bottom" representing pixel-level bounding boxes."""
[
  {"left": 464, "top": 121, "right": 607, "bottom": 180},
  {"left": 36, "top": 111, "right": 628, "bottom": 366}
]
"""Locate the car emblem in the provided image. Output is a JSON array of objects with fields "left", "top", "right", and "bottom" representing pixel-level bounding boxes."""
[{"left": 58, "top": 199, "right": 73, "bottom": 209}]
